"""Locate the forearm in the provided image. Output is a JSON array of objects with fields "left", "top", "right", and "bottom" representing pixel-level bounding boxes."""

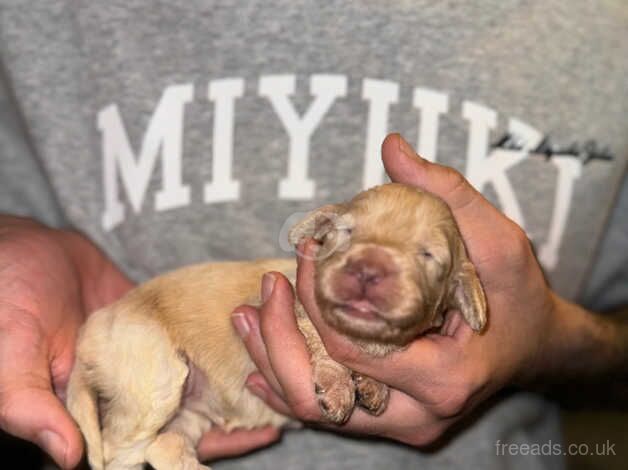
[{"left": 525, "top": 294, "right": 628, "bottom": 404}]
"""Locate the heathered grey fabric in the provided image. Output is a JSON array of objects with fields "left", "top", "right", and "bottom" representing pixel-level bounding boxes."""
[
  {"left": 582, "top": 171, "right": 628, "bottom": 312},
  {"left": 0, "top": 1, "right": 627, "bottom": 469}
]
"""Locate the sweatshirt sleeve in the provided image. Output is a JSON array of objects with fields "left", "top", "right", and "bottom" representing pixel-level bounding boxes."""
[
  {"left": 0, "top": 66, "right": 66, "bottom": 228},
  {"left": 581, "top": 172, "right": 628, "bottom": 312}
]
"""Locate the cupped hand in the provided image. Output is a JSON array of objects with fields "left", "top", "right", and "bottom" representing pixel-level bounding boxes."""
[
  {"left": 0, "top": 216, "right": 280, "bottom": 468},
  {"left": 0, "top": 216, "right": 133, "bottom": 468},
  {"left": 233, "top": 133, "right": 560, "bottom": 445}
]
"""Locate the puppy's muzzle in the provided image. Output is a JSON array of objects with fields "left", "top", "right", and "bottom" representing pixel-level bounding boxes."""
[{"left": 330, "top": 246, "right": 400, "bottom": 320}]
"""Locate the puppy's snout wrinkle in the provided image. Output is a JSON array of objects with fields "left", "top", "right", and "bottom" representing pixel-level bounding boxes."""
[
  {"left": 336, "top": 247, "right": 398, "bottom": 301},
  {"left": 344, "top": 258, "right": 384, "bottom": 285}
]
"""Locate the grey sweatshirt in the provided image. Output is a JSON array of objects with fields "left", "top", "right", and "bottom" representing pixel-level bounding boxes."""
[{"left": 1, "top": 1, "right": 627, "bottom": 469}]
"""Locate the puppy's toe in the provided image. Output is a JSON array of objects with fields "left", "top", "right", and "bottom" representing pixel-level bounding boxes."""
[
  {"left": 313, "top": 363, "right": 355, "bottom": 424},
  {"left": 353, "top": 373, "right": 389, "bottom": 416},
  {"left": 315, "top": 382, "right": 355, "bottom": 424}
]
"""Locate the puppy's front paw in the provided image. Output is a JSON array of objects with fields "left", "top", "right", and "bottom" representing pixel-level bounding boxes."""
[
  {"left": 313, "top": 362, "right": 355, "bottom": 424},
  {"left": 352, "top": 372, "right": 389, "bottom": 415}
]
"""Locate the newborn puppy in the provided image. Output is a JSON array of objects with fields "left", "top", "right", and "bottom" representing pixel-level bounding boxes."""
[{"left": 67, "top": 183, "right": 487, "bottom": 470}]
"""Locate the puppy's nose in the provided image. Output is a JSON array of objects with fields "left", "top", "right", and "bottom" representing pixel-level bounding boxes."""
[
  {"left": 340, "top": 247, "right": 396, "bottom": 296},
  {"left": 343, "top": 258, "right": 387, "bottom": 285}
]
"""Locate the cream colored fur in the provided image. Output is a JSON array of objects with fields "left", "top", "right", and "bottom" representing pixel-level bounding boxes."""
[{"left": 67, "top": 183, "right": 487, "bottom": 470}]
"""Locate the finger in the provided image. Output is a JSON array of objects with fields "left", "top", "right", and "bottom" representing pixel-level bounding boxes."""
[
  {"left": 294, "top": 240, "right": 320, "bottom": 320},
  {"left": 294, "top": 228, "right": 480, "bottom": 410},
  {"left": 295, "top": 239, "right": 370, "bottom": 367},
  {"left": 381, "top": 133, "right": 483, "bottom": 211},
  {"left": 245, "top": 372, "right": 294, "bottom": 417},
  {"left": 257, "top": 273, "right": 320, "bottom": 419},
  {"left": 295, "top": 239, "right": 440, "bottom": 386},
  {"left": 196, "top": 425, "right": 281, "bottom": 460},
  {"left": 320, "top": 387, "right": 448, "bottom": 447},
  {"left": 297, "top": 241, "right": 448, "bottom": 396},
  {"left": 382, "top": 133, "right": 516, "bottom": 271},
  {"left": 0, "top": 387, "right": 84, "bottom": 468},
  {"left": 0, "top": 311, "right": 83, "bottom": 469},
  {"left": 381, "top": 132, "right": 506, "bottom": 227},
  {"left": 231, "top": 305, "right": 284, "bottom": 396}
]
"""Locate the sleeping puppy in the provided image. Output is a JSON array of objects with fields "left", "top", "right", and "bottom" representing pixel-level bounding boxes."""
[{"left": 67, "top": 183, "right": 487, "bottom": 470}]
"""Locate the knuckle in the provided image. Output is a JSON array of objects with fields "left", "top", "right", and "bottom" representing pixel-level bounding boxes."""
[
  {"left": 498, "top": 224, "right": 533, "bottom": 266},
  {"left": 510, "top": 225, "right": 532, "bottom": 253},
  {"left": 441, "top": 168, "right": 479, "bottom": 210},
  {"left": 445, "top": 167, "right": 466, "bottom": 188},
  {"left": 441, "top": 167, "right": 468, "bottom": 198},
  {"left": 430, "top": 386, "right": 471, "bottom": 419}
]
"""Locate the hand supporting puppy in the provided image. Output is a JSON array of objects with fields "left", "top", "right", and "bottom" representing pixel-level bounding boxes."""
[
  {"left": 0, "top": 216, "right": 280, "bottom": 469},
  {"left": 234, "top": 133, "right": 627, "bottom": 445},
  {"left": 0, "top": 217, "right": 133, "bottom": 467}
]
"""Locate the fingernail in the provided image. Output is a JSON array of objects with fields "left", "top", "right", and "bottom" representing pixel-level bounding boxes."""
[
  {"left": 37, "top": 430, "right": 67, "bottom": 468},
  {"left": 232, "top": 312, "right": 251, "bottom": 338},
  {"left": 262, "top": 272, "right": 276, "bottom": 302},
  {"left": 298, "top": 240, "right": 320, "bottom": 260},
  {"left": 306, "top": 240, "right": 320, "bottom": 256},
  {"left": 247, "top": 382, "right": 267, "bottom": 400},
  {"left": 398, "top": 134, "right": 416, "bottom": 158}
]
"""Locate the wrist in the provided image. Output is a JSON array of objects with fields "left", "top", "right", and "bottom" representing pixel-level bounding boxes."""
[{"left": 523, "top": 294, "right": 625, "bottom": 386}]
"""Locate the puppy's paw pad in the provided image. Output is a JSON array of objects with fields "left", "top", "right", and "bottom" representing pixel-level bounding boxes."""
[{"left": 353, "top": 373, "right": 389, "bottom": 416}]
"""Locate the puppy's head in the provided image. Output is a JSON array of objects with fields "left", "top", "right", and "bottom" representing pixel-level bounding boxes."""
[{"left": 289, "top": 183, "right": 487, "bottom": 345}]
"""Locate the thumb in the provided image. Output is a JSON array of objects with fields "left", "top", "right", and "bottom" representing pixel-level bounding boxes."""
[
  {"left": 0, "top": 387, "right": 83, "bottom": 469},
  {"left": 381, "top": 133, "right": 511, "bottom": 254},
  {"left": 0, "top": 312, "right": 83, "bottom": 469},
  {"left": 382, "top": 133, "right": 483, "bottom": 213}
]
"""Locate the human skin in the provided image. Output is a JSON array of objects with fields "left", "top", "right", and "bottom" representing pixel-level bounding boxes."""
[
  {"left": 2, "top": 134, "right": 624, "bottom": 467},
  {"left": 232, "top": 133, "right": 628, "bottom": 445},
  {"left": 0, "top": 216, "right": 279, "bottom": 469}
]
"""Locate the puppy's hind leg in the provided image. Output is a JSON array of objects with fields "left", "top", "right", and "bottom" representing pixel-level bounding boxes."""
[
  {"left": 94, "top": 315, "right": 189, "bottom": 470},
  {"left": 145, "top": 431, "right": 210, "bottom": 470},
  {"left": 145, "top": 407, "right": 213, "bottom": 470}
]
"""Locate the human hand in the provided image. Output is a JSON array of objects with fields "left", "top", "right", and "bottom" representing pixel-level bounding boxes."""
[
  {"left": 0, "top": 216, "right": 133, "bottom": 467},
  {"left": 0, "top": 216, "right": 279, "bottom": 468},
  {"left": 232, "top": 133, "right": 561, "bottom": 445}
]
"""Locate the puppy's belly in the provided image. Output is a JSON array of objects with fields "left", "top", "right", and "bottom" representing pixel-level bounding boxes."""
[
  {"left": 136, "top": 258, "right": 297, "bottom": 430},
  {"left": 177, "top": 357, "right": 290, "bottom": 432}
]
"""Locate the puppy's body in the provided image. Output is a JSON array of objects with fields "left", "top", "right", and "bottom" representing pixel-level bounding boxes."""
[
  {"left": 69, "top": 260, "right": 296, "bottom": 470},
  {"left": 68, "top": 183, "right": 487, "bottom": 470},
  {"left": 114, "top": 258, "right": 296, "bottom": 429}
]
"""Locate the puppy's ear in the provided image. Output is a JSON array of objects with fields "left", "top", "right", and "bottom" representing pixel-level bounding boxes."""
[
  {"left": 288, "top": 204, "right": 345, "bottom": 246},
  {"left": 448, "top": 242, "right": 487, "bottom": 332}
]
